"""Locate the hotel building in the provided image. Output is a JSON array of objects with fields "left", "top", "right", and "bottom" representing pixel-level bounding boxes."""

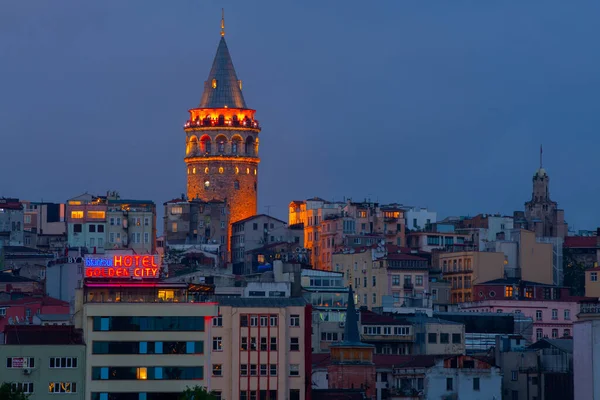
[{"left": 76, "top": 253, "right": 217, "bottom": 400}]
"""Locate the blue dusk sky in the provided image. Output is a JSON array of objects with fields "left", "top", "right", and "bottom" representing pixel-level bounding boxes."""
[{"left": 1, "top": 1, "right": 599, "bottom": 231}]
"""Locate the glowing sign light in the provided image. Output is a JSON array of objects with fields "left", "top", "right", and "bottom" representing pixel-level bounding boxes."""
[{"left": 85, "top": 255, "right": 160, "bottom": 279}]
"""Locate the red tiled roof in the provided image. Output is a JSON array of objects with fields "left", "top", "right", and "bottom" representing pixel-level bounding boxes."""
[
  {"left": 564, "top": 236, "right": 597, "bottom": 248},
  {"left": 360, "top": 309, "right": 411, "bottom": 325},
  {"left": 374, "top": 354, "right": 438, "bottom": 369},
  {"left": 385, "top": 253, "right": 427, "bottom": 261},
  {"left": 4, "top": 325, "right": 84, "bottom": 345},
  {"left": 0, "top": 296, "right": 69, "bottom": 307}
]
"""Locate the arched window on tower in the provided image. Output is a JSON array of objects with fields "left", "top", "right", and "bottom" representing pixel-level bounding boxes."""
[
  {"left": 200, "top": 135, "right": 211, "bottom": 154},
  {"left": 218, "top": 115, "right": 225, "bottom": 126},
  {"left": 231, "top": 135, "right": 242, "bottom": 155},
  {"left": 232, "top": 115, "right": 239, "bottom": 127},
  {"left": 245, "top": 136, "right": 255, "bottom": 156},
  {"left": 216, "top": 135, "right": 227, "bottom": 154},
  {"left": 187, "top": 136, "right": 198, "bottom": 156}
]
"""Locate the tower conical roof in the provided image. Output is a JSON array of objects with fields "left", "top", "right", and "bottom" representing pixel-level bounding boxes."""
[
  {"left": 199, "top": 36, "right": 247, "bottom": 109},
  {"left": 344, "top": 285, "right": 361, "bottom": 343}
]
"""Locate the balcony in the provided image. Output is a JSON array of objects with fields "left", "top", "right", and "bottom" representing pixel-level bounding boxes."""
[
  {"left": 404, "top": 283, "right": 414, "bottom": 290},
  {"left": 579, "top": 302, "right": 600, "bottom": 315},
  {"left": 184, "top": 118, "right": 260, "bottom": 130},
  {"left": 361, "top": 334, "right": 414, "bottom": 343}
]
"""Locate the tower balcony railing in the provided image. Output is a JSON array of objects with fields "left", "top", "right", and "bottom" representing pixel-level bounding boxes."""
[
  {"left": 184, "top": 118, "right": 260, "bottom": 130},
  {"left": 185, "top": 149, "right": 259, "bottom": 158}
]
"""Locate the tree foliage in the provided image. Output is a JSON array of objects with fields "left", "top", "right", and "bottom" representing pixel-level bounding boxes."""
[
  {"left": 563, "top": 247, "right": 587, "bottom": 296},
  {"left": 179, "top": 385, "right": 218, "bottom": 400},
  {"left": 0, "top": 383, "right": 29, "bottom": 400}
]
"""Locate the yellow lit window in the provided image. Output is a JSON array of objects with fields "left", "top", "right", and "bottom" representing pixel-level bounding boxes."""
[
  {"left": 193, "top": 167, "right": 196, "bottom": 174},
  {"left": 68, "top": 201, "right": 82, "bottom": 205},
  {"left": 219, "top": 167, "right": 224, "bottom": 174},
  {"left": 235, "top": 167, "right": 239, "bottom": 174},
  {"left": 212, "top": 79, "right": 217, "bottom": 89},
  {"left": 87, "top": 211, "right": 105, "bottom": 219},
  {"left": 246, "top": 168, "right": 250, "bottom": 174},
  {"left": 205, "top": 167, "right": 209, "bottom": 174},
  {"left": 137, "top": 367, "right": 147, "bottom": 380},
  {"left": 71, "top": 211, "right": 83, "bottom": 219},
  {"left": 158, "top": 290, "right": 174, "bottom": 301},
  {"left": 505, "top": 286, "right": 513, "bottom": 298},
  {"left": 254, "top": 169, "right": 257, "bottom": 175}
]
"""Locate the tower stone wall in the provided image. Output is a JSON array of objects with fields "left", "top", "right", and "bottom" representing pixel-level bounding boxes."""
[{"left": 183, "top": 30, "right": 260, "bottom": 259}]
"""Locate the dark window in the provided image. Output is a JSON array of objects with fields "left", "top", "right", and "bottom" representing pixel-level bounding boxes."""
[
  {"left": 473, "top": 377, "right": 480, "bottom": 391},
  {"left": 92, "top": 317, "right": 205, "bottom": 332},
  {"left": 290, "top": 337, "right": 300, "bottom": 351},
  {"left": 428, "top": 333, "right": 437, "bottom": 343},
  {"left": 98, "top": 225, "right": 104, "bottom": 233},
  {"left": 290, "top": 389, "right": 300, "bottom": 400},
  {"left": 446, "top": 378, "right": 453, "bottom": 391},
  {"left": 241, "top": 315, "right": 248, "bottom": 327},
  {"left": 253, "top": 223, "right": 258, "bottom": 231},
  {"left": 452, "top": 333, "right": 461, "bottom": 344},
  {"left": 89, "top": 225, "right": 96, "bottom": 233},
  {"left": 463, "top": 360, "right": 475, "bottom": 369},
  {"left": 74, "top": 224, "right": 82, "bottom": 233},
  {"left": 440, "top": 333, "right": 449, "bottom": 344}
]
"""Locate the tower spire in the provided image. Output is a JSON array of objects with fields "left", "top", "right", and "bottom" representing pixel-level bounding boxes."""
[
  {"left": 540, "top": 144, "right": 543, "bottom": 169},
  {"left": 221, "top": 8, "right": 225, "bottom": 37}
]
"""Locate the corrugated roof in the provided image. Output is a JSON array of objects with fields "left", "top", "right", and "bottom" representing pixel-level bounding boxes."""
[{"left": 217, "top": 297, "right": 306, "bottom": 307}]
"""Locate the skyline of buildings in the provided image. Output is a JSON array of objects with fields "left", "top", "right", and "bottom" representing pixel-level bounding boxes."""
[{"left": 1, "top": 9, "right": 599, "bottom": 400}]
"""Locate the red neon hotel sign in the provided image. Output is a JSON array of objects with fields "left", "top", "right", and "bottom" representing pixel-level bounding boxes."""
[{"left": 85, "top": 255, "right": 160, "bottom": 279}]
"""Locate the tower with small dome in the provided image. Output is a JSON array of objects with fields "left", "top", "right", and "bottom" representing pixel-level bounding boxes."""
[
  {"left": 184, "top": 12, "right": 260, "bottom": 255},
  {"left": 514, "top": 146, "right": 567, "bottom": 238}
]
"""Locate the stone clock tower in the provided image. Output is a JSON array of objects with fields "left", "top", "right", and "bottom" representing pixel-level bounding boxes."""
[{"left": 184, "top": 14, "right": 260, "bottom": 253}]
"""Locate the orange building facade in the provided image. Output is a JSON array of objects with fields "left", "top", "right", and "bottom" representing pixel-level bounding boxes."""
[{"left": 184, "top": 17, "right": 259, "bottom": 256}]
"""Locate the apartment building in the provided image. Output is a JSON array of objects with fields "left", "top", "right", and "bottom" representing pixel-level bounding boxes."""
[
  {"left": 66, "top": 192, "right": 157, "bottom": 254},
  {"left": 0, "top": 197, "right": 24, "bottom": 246},
  {"left": 209, "top": 297, "right": 312, "bottom": 400},
  {"left": 0, "top": 325, "right": 85, "bottom": 399},
  {"left": 289, "top": 198, "right": 405, "bottom": 270},
  {"left": 231, "top": 214, "right": 303, "bottom": 273},
  {"left": 20, "top": 200, "right": 67, "bottom": 250},
  {"left": 437, "top": 250, "right": 505, "bottom": 303},
  {"left": 335, "top": 244, "right": 429, "bottom": 310}
]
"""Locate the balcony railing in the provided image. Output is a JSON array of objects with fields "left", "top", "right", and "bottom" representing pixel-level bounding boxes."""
[
  {"left": 579, "top": 302, "right": 600, "bottom": 314},
  {"left": 185, "top": 118, "right": 260, "bottom": 129},
  {"left": 404, "top": 283, "right": 414, "bottom": 290}
]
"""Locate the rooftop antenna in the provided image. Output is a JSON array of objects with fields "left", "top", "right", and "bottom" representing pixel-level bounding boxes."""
[
  {"left": 264, "top": 205, "right": 275, "bottom": 216},
  {"left": 220, "top": 9, "right": 225, "bottom": 37},
  {"left": 540, "top": 144, "right": 543, "bottom": 169}
]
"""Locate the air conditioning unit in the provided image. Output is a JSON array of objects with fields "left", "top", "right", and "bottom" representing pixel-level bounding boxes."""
[
  {"left": 23, "top": 369, "right": 31, "bottom": 375},
  {"left": 339, "top": 322, "right": 345, "bottom": 328}
]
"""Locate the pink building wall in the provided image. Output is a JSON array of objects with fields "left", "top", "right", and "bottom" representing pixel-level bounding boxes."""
[{"left": 460, "top": 299, "right": 578, "bottom": 342}]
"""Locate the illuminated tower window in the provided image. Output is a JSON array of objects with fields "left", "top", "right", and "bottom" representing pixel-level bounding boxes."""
[
  {"left": 193, "top": 167, "right": 196, "bottom": 174},
  {"left": 187, "top": 168, "right": 190, "bottom": 175},
  {"left": 254, "top": 168, "right": 257, "bottom": 175},
  {"left": 246, "top": 167, "right": 250, "bottom": 174},
  {"left": 219, "top": 167, "right": 224, "bottom": 174},
  {"left": 234, "top": 180, "right": 240, "bottom": 190},
  {"left": 212, "top": 79, "right": 217, "bottom": 88},
  {"left": 205, "top": 181, "right": 210, "bottom": 188},
  {"left": 205, "top": 167, "right": 209, "bottom": 174},
  {"left": 235, "top": 167, "right": 239, "bottom": 174}
]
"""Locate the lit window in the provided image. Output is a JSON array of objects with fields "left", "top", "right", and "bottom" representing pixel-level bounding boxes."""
[
  {"left": 219, "top": 167, "right": 224, "bottom": 174},
  {"left": 505, "top": 286, "right": 513, "bottom": 298},
  {"left": 205, "top": 181, "right": 210, "bottom": 188},
  {"left": 136, "top": 367, "right": 147, "bottom": 380},
  {"left": 172, "top": 222, "right": 178, "bottom": 233},
  {"left": 254, "top": 169, "right": 257, "bottom": 175},
  {"left": 87, "top": 211, "right": 105, "bottom": 219},
  {"left": 158, "top": 290, "right": 174, "bottom": 301},
  {"left": 235, "top": 167, "right": 239, "bottom": 174},
  {"left": 212, "top": 364, "right": 222, "bottom": 376},
  {"left": 71, "top": 211, "right": 83, "bottom": 219},
  {"left": 193, "top": 167, "right": 196, "bottom": 174},
  {"left": 246, "top": 167, "right": 250, "bottom": 174},
  {"left": 205, "top": 167, "right": 209, "bottom": 174},
  {"left": 212, "top": 79, "right": 217, "bottom": 88},
  {"left": 171, "top": 206, "right": 183, "bottom": 215}
]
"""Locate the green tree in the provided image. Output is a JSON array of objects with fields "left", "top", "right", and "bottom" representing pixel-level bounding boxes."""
[
  {"left": 179, "top": 385, "right": 218, "bottom": 400},
  {"left": 0, "top": 383, "right": 29, "bottom": 400},
  {"left": 563, "top": 247, "right": 587, "bottom": 296}
]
